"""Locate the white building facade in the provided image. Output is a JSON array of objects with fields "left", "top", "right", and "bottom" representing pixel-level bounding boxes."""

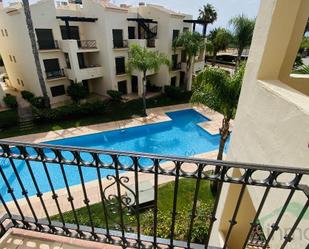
[{"left": 0, "top": 0, "right": 204, "bottom": 106}]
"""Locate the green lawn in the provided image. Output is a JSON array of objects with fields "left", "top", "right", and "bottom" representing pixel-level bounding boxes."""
[
  {"left": 51, "top": 179, "right": 214, "bottom": 243},
  {"left": 0, "top": 94, "right": 190, "bottom": 139}
]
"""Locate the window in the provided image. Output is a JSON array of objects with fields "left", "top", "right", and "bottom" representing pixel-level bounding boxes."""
[
  {"left": 13, "top": 56, "right": 16, "bottom": 63},
  {"left": 113, "top": 29, "right": 124, "bottom": 48},
  {"left": 172, "top": 54, "right": 179, "bottom": 69},
  {"left": 183, "top": 27, "right": 189, "bottom": 33},
  {"left": 9, "top": 55, "right": 12, "bottom": 62},
  {"left": 35, "top": 29, "right": 56, "bottom": 49},
  {"left": 118, "top": 80, "right": 127, "bottom": 94},
  {"left": 64, "top": 53, "right": 71, "bottom": 69},
  {"left": 115, "top": 57, "right": 126, "bottom": 75},
  {"left": 172, "top": 30, "right": 180, "bottom": 42},
  {"left": 60, "top": 25, "right": 80, "bottom": 40},
  {"left": 17, "top": 79, "right": 20, "bottom": 85},
  {"left": 171, "top": 76, "right": 177, "bottom": 86},
  {"left": 128, "top": 27, "right": 135, "bottom": 39},
  {"left": 50, "top": 85, "right": 65, "bottom": 97},
  {"left": 0, "top": 56, "right": 4, "bottom": 67},
  {"left": 4, "top": 29, "right": 8, "bottom": 36},
  {"left": 1, "top": 29, "right": 4, "bottom": 37},
  {"left": 21, "top": 80, "right": 24, "bottom": 87}
]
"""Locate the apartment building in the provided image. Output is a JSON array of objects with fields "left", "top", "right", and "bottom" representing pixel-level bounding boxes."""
[{"left": 0, "top": 0, "right": 203, "bottom": 106}]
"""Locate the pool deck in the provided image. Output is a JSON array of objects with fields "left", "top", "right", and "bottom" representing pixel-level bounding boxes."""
[{"left": 4, "top": 103, "right": 232, "bottom": 143}]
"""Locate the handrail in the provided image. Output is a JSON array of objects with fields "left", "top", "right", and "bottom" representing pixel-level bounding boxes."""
[{"left": 0, "top": 140, "right": 307, "bottom": 249}]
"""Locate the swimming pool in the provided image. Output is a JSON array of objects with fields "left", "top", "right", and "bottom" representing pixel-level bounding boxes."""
[{"left": 0, "top": 109, "right": 224, "bottom": 202}]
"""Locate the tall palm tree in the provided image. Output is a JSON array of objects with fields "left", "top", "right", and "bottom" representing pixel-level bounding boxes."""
[
  {"left": 173, "top": 31, "right": 205, "bottom": 90},
  {"left": 128, "top": 44, "right": 169, "bottom": 116},
  {"left": 208, "top": 28, "right": 232, "bottom": 61},
  {"left": 191, "top": 65, "right": 245, "bottom": 194},
  {"left": 198, "top": 4, "right": 217, "bottom": 37},
  {"left": 22, "top": 0, "right": 50, "bottom": 108},
  {"left": 229, "top": 14, "right": 255, "bottom": 64}
]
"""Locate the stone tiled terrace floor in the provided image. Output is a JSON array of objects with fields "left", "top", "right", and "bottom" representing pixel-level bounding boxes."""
[{"left": 0, "top": 229, "right": 120, "bottom": 249}]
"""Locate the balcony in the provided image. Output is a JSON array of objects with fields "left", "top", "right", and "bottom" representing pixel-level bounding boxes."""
[
  {"left": 172, "top": 62, "right": 182, "bottom": 71},
  {"left": 45, "top": 69, "right": 65, "bottom": 80},
  {"left": 37, "top": 40, "right": 59, "bottom": 51},
  {"left": 66, "top": 65, "right": 103, "bottom": 81},
  {"left": 0, "top": 140, "right": 307, "bottom": 249},
  {"left": 113, "top": 40, "right": 129, "bottom": 49},
  {"left": 147, "top": 39, "right": 156, "bottom": 48},
  {"left": 77, "top": 40, "right": 97, "bottom": 50},
  {"left": 60, "top": 40, "right": 99, "bottom": 53}
]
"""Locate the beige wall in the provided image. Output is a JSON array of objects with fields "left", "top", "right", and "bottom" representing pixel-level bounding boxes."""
[
  {"left": 215, "top": 0, "right": 309, "bottom": 248},
  {"left": 0, "top": 0, "right": 200, "bottom": 104}
]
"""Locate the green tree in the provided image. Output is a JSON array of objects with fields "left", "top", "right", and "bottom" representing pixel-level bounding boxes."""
[
  {"left": 173, "top": 32, "right": 206, "bottom": 90},
  {"left": 229, "top": 14, "right": 255, "bottom": 64},
  {"left": 22, "top": 0, "right": 50, "bottom": 108},
  {"left": 198, "top": 3, "right": 218, "bottom": 36},
  {"left": 208, "top": 28, "right": 232, "bottom": 61},
  {"left": 191, "top": 65, "right": 245, "bottom": 194},
  {"left": 128, "top": 44, "right": 169, "bottom": 116}
]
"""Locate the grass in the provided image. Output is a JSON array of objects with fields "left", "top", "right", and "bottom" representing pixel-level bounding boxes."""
[
  {"left": 0, "top": 94, "right": 191, "bottom": 139},
  {"left": 51, "top": 179, "right": 214, "bottom": 243}
]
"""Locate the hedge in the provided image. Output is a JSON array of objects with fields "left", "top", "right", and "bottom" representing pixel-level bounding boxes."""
[
  {"left": 35, "top": 101, "right": 106, "bottom": 122},
  {"left": 0, "top": 110, "right": 18, "bottom": 129}
]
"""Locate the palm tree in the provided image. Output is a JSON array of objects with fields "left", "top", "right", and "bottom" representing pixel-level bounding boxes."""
[
  {"left": 208, "top": 28, "right": 232, "bottom": 61},
  {"left": 22, "top": 0, "right": 50, "bottom": 108},
  {"left": 229, "top": 14, "right": 255, "bottom": 64},
  {"left": 191, "top": 65, "right": 245, "bottom": 194},
  {"left": 128, "top": 44, "right": 169, "bottom": 116},
  {"left": 173, "top": 31, "right": 205, "bottom": 90},
  {"left": 198, "top": 4, "right": 217, "bottom": 37}
]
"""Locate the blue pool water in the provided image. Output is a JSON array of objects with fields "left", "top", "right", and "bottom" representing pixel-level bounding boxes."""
[{"left": 0, "top": 109, "right": 224, "bottom": 202}]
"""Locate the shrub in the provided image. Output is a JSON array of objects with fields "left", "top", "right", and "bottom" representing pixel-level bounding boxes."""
[
  {"left": 3, "top": 94, "right": 17, "bottom": 109},
  {"left": 0, "top": 109, "right": 18, "bottom": 129},
  {"left": 35, "top": 101, "right": 105, "bottom": 122},
  {"left": 30, "top": 96, "right": 45, "bottom": 109},
  {"left": 21, "top": 90, "right": 35, "bottom": 102},
  {"left": 67, "top": 83, "right": 88, "bottom": 103},
  {"left": 164, "top": 85, "right": 190, "bottom": 100},
  {"left": 107, "top": 90, "right": 123, "bottom": 101}
]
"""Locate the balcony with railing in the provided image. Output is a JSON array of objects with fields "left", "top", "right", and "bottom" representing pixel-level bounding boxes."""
[
  {"left": 77, "top": 40, "right": 97, "bottom": 50},
  {"left": 172, "top": 62, "right": 182, "bottom": 71},
  {"left": 37, "top": 40, "right": 59, "bottom": 51},
  {"left": 113, "top": 40, "right": 129, "bottom": 49},
  {"left": 45, "top": 68, "right": 65, "bottom": 80},
  {"left": 0, "top": 140, "right": 307, "bottom": 249}
]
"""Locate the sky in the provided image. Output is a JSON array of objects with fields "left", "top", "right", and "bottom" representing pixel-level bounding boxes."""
[
  {"left": 3, "top": 0, "right": 261, "bottom": 31},
  {"left": 113, "top": 0, "right": 261, "bottom": 30}
]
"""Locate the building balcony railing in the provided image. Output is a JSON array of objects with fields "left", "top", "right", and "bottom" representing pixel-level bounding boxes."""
[
  {"left": 37, "top": 40, "right": 59, "bottom": 50},
  {"left": 45, "top": 68, "right": 65, "bottom": 80},
  {"left": 77, "top": 40, "right": 97, "bottom": 49},
  {"left": 113, "top": 40, "right": 129, "bottom": 49},
  {"left": 0, "top": 140, "right": 308, "bottom": 249},
  {"left": 172, "top": 62, "right": 182, "bottom": 71},
  {"left": 147, "top": 39, "right": 156, "bottom": 48}
]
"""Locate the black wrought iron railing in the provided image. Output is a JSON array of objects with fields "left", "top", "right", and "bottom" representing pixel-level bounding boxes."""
[
  {"left": 77, "top": 40, "right": 97, "bottom": 49},
  {"left": 172, "top": 62, "right": 182, "bottom": 71},
  {"left": 0, "top": 140, "right": 308, "bottom": 249},
  {"left": 113, "top": 40, "right": 129, "bottom": 49},
  {"left": 45, "top": 69, "right": 65, "bottom": 79},
  {"left": 37, "top": 40, "right": 59, "bottom": 50},
  {"left": 147, "top": 39, "right": 156, "bottom": 48}
]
